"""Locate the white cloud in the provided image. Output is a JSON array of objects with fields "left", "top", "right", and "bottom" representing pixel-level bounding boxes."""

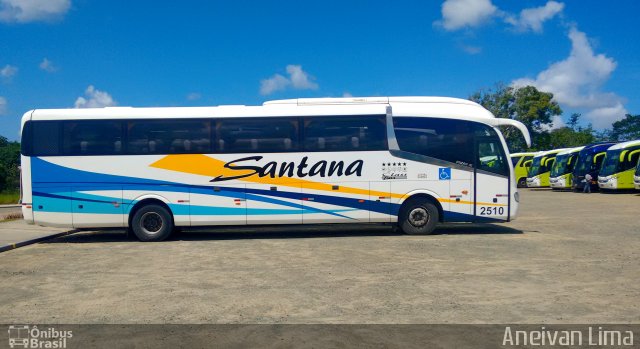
[
  {"left": 287, "top": 65, "right": 318, "bottom": 90},
  {"left": 74, "top": 85, "right": 116, "bottom": 108},
  {"left": 260, "top": 65, "right": 318, "bottom": 95},
  {"left": 436, "top": 0, "right": 499, "bottom": 31},
  {"left": 0, "top": 96, "right": 6, "bottom": 115},
  {"left": 505, "top": 1, "right": 564, "bottom": 33},
  {"left": 186, "top": 92, "right": 201, "bottom": 101},
  {"left": 512, "top": 27, "right": 626, "bottom": 128},
  {"left": 39, "top": 58, "right": 57, "bottom": 73},
  {"left": 0, "top": 0, "right": 71, "bottom": 23},
  {"left": 1, "top": 64, "right": 18, "bottom": 81},
  {"left": 460, "top": 44, "right": 482, "bottom": 55}
]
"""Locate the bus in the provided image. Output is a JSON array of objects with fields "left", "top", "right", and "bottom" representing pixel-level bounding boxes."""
[
  {"left": 510, "top": 152, "right": 536, "bottom": 188},
  {"left": 20, "top": 96, "right": 531, "bottom": 241},
  {"left": 572, "top": 142, "right": 616, "bottom": 192},
  {"left": 549, "top": 146, "right": 584, "bottom": 190},
  {"left": 598, "top": 139, "right": 640, "bottom": 190},
  {"left": 526, "top": 148, "right": 569, "bottom": 188},
  {"left": 634, "top": 157, "right": 640, "bottom": 190}
]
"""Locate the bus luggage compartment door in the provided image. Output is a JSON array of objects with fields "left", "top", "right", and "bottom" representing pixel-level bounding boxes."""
[
  {"left": 190, "top": 184, "right": 246, "bottom": 226},
  {"left": 72, "top": 186, "right": 124, "bottom": 228},
  {"left": 32, "top": 186, "right": 73, "bottom": 228},
  {"left": 302, "top": 182, "right": 370, "bottom": 224},
  {"left": 245, "top": 183, "right": 302, "bottom": 225}
]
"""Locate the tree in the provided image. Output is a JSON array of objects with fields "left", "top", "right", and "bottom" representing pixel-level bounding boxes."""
[
  {"left": 547, "top": 113, "right": 596, "bottom": 149},
  {"left": 470, "top": 83, "right": 562, "bottom": 151},
  {"left": 0, "top": 136, "right": 21, "bottom": 192},
  {"left": 609, "top": 114, "right": 640, "bottom": 141}
]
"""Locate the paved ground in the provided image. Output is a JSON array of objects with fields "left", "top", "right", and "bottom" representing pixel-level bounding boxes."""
[
  {"left": 0, "top": 205, "right": 20, "bottom": 216},
  {"left": 0, "top": 189, "right": 638, "bottom": 324},
  {"left": 0, "top": 219, "right": 70, "bottom": 252}
]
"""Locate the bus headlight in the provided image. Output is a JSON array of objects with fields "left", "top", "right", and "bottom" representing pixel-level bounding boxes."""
[{"left": 514, "top": 192, "right": 520, "bottom": 202}]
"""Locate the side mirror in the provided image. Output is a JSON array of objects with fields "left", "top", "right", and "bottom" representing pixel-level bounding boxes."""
[{"left": 523, "top": 160, "right": 532, "bottom": 167}]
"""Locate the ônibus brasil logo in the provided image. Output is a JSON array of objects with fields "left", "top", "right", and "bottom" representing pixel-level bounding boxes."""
[{"left": 8, "top": 325, "right": 73, "bottom": 348}]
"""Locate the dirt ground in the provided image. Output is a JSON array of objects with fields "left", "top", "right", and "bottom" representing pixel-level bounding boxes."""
[{"left": 0, "top": 189, "right": 638, "bottom": 324}]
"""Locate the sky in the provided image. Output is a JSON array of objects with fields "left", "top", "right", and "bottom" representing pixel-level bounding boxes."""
[{"left": 0, "top": 0, "right": 639, "bottom": 140}]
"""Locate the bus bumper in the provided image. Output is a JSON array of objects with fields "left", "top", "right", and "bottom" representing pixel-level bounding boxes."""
[{"left": 598, "top": 176, "right": 617, "bottom": 189}]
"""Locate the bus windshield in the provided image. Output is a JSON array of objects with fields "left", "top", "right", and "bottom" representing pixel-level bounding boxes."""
[
  {"left": 550, "top": 153, "right": 572, "bottom": 177},
  {"left": 528, "top": 156, "right": 547, "bottom": 176},
  {"left": 601, "top": 147, "right": 640, "bottom": 176},
  {"left": 574, "top": 151, "right": 594, "bottom": 176},
  {"left": 600, "top": 150, "right": 623, "bottom": 176}
]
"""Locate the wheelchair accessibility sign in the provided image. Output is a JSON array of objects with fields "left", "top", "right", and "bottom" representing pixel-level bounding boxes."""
[{"left": 439, "top": 168, "right": 451, "bottom": 180}]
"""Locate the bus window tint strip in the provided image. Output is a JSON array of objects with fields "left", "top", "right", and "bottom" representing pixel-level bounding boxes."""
[{"left": 22, "top": 115, "right": 389, "bottom": 156}]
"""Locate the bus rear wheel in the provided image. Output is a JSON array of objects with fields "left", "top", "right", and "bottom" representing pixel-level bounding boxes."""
[
  {"left": 399, "top": 198, "right": 439, "bottom": 235},
  {"left": 517, "top": 178, "right": 527, "bottom": 188},
  {"left": 131, "top": 204, "right": 173, "bottom": 242}
]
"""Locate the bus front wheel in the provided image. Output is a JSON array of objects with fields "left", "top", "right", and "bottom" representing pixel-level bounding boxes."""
[
  {"left": 399, "top": 198, "right": 439, "bottom": 235},
  {"left": 131, "top": 204, "right": 174, "bottom": 242}
]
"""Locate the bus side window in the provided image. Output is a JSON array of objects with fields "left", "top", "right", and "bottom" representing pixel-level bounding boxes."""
[
  {"left": 63, "top": 121, "right": 123, "bottom": 155},
  {"left": 216, "top": 118, "right": 299, "bottom": 153},
  {"left": 303, "top": 115, "right": 386, "bottom": 152},
  {"left": 393, "top": 117, "right": 474, "bottom": 167},
  {"left": 31, "top": 121, "right": 61, "bottom": 156},
  {"left": 128, "top": 120, "right": 211, "bottom": 155}
]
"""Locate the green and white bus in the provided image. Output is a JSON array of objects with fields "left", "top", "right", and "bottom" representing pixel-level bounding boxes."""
[
  {"left": 549, "top": 146, "right": 584, "bottom": 190},
  {"left": 510, "top": 152, "right": 535, "bottom": 188},
  {"left": 526, "top": 148, "right": 570, "bottom": 188},
  {"left": 634, "top": 156, "right": 640, "bottom": 190},
  {"left": 598, "top": 140, "right": 640, "bottom": 190}
]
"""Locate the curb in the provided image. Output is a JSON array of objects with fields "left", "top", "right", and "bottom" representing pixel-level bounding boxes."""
[{"left": 0, "top": 230, "right": 75, "bottom": 253}]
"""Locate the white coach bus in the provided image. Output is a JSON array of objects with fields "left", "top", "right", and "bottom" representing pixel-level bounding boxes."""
[{"left": 19, "top": 97, "right": 530, "bottom": 241}]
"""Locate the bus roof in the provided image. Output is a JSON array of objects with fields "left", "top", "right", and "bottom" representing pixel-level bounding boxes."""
[
  {"left": 510, "top": 152, "right": 536, "bottom": 157},
  {"left": 556, "top": 146, "right": 585, "bottom": 156},
  {"left": 533, "top": 148, "right": 573, "bottom": 158},
  {"left": 23, "top": 96, "right": 531, "bottom": 146},
  {"left": 607, "top": 139, "right": 640, "bottom": 150}
]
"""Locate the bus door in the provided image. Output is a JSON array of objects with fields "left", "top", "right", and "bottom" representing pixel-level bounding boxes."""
[
  {"left": 72, "top": 186, "right": 124, "bottom": 228},
  {"left": 449, "top": 170, "right": 473, "bottom": 220},
  {"left": 474, "top": 137, "right": 510, "bottom": 221},
  {"left": 245, "top": 183, "right": 302, "bottom": 224}
]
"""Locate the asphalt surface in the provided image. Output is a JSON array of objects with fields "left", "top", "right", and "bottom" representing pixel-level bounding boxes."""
[
  {"left": 0, "top": 189, "right": 638, "bottom": 324},
  {"left": 0, "top": 205, "right": 20, "bottom": 216}
]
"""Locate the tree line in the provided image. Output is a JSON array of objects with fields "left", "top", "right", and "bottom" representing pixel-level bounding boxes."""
[
  {"left": 470, "top": 83, "right": 640, "bottom": 152},
  {"left": 0, "top": 136, "right": 20, "bottom": 193}
]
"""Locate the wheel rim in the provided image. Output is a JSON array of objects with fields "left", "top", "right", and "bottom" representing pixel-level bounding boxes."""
[
  {"left": 140, "top": 212, "right": 163, "bottom": 235},
  {"left": 408, "top": 207, "right": 429, "bottom": 227}
]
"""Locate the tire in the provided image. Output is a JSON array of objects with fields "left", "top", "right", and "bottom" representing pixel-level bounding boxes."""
[
  {"left": 517, "top": 178, "right": 527, "bottom": 188},
  {"left": 131, "top": 204, "right": 174, "bottom": 242},
  {"left": 399, "top": 198, "right": 439, "bottom": 235}
]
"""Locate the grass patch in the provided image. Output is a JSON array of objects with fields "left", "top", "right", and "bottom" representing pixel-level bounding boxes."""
[{"left": 0, "top": 191, "right": 19, "bottom": 205}]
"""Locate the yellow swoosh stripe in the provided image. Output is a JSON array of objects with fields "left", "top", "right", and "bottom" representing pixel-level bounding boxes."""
[{"left": 150, "top": 154, "right": 507, "bottom": 207}]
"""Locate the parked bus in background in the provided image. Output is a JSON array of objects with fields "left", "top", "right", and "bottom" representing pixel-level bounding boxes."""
[
  {"left": 634, "top": 156, "right": 640, "bottom": 190},
  {"left": 19, "top": 97, "right": 531, "bottom": 241},
  {"left": 549, "top": 146, "right": 584, "bottom": 190},
  {"left": 510, "top": 152, "right": 535, "bottom": 188},
  {"left": 598, "top": 139, "right": 640, "bottom": 190},
  {"left": 572, "top": 142, "right": 616, "bottom": 192},
  {"left": 526, "top": 149, "right": 569, "bottom": 188}
]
